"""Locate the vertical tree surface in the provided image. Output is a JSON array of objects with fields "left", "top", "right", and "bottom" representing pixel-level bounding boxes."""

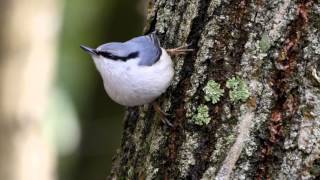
[{"left": 110, "top": 0, "right": 320, "bottom": 179}]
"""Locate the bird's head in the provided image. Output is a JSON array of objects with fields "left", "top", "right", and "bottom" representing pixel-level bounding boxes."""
[
  {"left": 80, "top": 33, "right": 162, "bottom": 67},
  {"left": 80, "top": 42, "right": 140, "bottom": 63}
]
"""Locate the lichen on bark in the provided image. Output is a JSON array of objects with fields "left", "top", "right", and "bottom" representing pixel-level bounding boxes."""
[{"left": 110, "top": 0, "right": 320, "bottom": 179}]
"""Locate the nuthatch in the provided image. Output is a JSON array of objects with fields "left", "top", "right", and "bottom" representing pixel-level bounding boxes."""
[{"left": 81, "top": 33, "right": 192, "bottom": 124}]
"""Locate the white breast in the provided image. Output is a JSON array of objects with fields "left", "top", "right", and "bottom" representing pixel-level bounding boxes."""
[{"left": 92, "top": 48, "right": 174, "bottom": 106}]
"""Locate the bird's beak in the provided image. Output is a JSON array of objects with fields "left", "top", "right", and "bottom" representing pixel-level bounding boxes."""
[{"left": 80, "top": 45, "right": 98, "bottom": 55}]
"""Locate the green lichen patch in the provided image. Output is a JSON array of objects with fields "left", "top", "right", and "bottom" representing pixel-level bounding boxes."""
[
  {"left": 203, "top": 80, "right": 224, "bottom": 104},
  {"left": 192, "top": 105, "right": 211, "bottom": 126},
  {"left": 226, "top": 77, "right": 250, "bottom": 102},
  {"left": 226, "top": 77, "right": 239, "bottom": 89},
  {"left": 259, "top": 33, "right": 271, "bottom": 53}
]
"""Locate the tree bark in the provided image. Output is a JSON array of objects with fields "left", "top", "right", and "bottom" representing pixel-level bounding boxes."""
[{"left": 110, "top": 0, "right": 320, "bottom": 179}]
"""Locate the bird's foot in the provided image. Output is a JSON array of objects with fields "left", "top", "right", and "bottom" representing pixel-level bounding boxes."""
[
  {"left": 153, "top": 102, "right": 173, "bottom": 127},
  {"left": 166, "top": 43, "right": 194, "bottom": 56}
]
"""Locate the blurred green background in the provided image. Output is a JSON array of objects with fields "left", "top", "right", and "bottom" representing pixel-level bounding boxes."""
[
  {"left": 51, "top": 0, "right": 144, "bottom": 179},
  {"left": 0, "top": 0, "right": 145, "bottom": 179}
]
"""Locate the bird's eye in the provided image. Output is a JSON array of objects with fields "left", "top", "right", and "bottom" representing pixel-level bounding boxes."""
[
  {"left": 97, "top": 51, "right": 139, "bottom": 61},
  {"left": 127, "top": 52, "right": 139, "bottom": 59},
  {"left": 97, "top": 51, "right": 112, "bottom": 58}
]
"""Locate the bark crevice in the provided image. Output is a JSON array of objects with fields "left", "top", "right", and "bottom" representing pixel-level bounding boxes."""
[{"left": 110, "top": 0, "right": 320, "bottom": 179}]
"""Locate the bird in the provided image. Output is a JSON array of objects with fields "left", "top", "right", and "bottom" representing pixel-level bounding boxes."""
[{"left": 80, "top": 33, "right": 192, "bottom": 125}]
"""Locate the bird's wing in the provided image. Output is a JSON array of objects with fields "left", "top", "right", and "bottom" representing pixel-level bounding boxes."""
[{"left": 126, "top": 33, "right": 162, "bottom": 66}]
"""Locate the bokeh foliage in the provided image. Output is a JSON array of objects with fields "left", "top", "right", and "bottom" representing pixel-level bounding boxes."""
[{"left": 56, "top": 0, "right": 144, "bottom": 179}]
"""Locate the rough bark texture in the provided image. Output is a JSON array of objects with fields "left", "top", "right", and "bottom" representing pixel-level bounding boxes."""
[{"left": 110, "top": 0, "right": 320, "bottom": 179}]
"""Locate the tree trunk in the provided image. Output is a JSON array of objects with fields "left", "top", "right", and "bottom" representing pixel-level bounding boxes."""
[
  {"left": 0, "top": 0, "right": 60, "bottom": 179},
  {"left": 110, "top": 0, "right": 320, "bottom": 179}
]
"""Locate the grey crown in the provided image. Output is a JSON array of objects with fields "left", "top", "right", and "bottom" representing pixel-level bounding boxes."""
[{"left": 97, "top": 33, "right": 162, "bottom": 66}]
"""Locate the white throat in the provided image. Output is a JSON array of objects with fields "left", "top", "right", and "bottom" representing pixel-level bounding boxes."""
[{"left": 92, "top": 48, "right": 174, "bottom": 106}]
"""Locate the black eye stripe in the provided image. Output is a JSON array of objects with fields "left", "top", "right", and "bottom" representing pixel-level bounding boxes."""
[{"left": 97, "top": 51, "right": 139, "bottom": 61}]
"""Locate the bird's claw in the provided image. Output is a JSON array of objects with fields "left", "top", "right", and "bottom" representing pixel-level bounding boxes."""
[
  {"left": 153, "top": 102, "right": 173, "bottom": 127},
  {"left": 166, "top": 43, "right": 194, "bottom": 56},
  {"left": 160, "top": 116, "right": 173, "bottom": 127}
]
